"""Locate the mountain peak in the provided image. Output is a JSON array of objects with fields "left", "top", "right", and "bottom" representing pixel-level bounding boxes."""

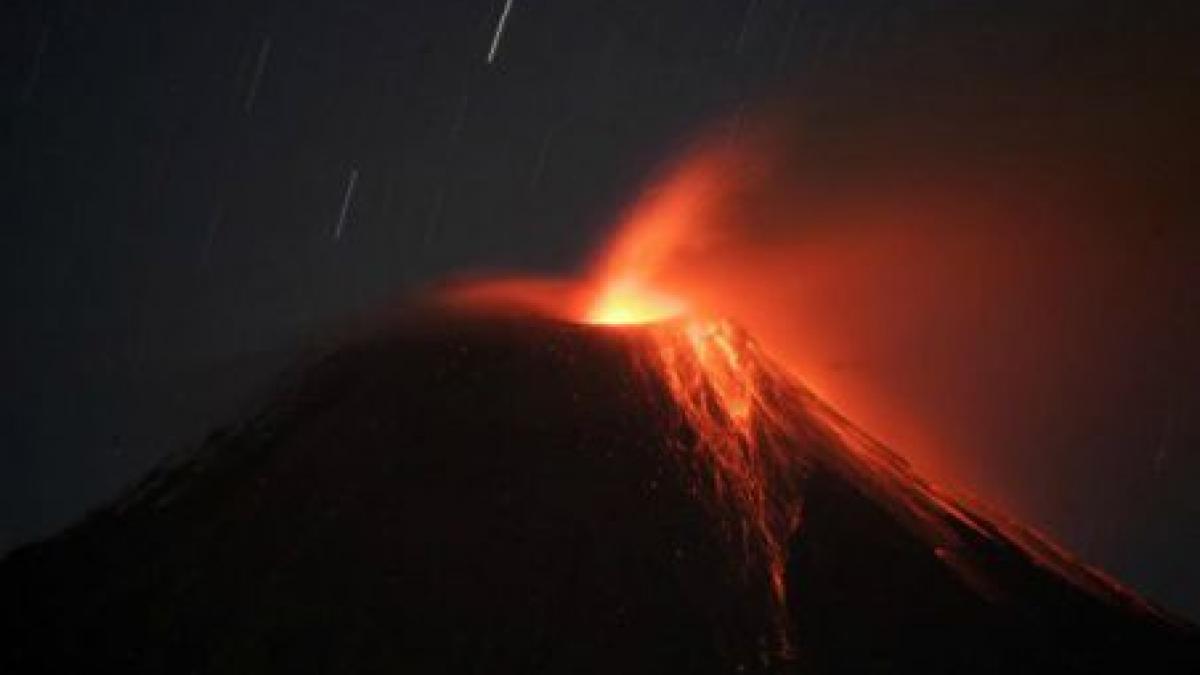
[{"left": 2, "top": 306, "right": 1194, "bottom": 672}]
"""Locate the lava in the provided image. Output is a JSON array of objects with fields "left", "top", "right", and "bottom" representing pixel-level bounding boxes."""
[
  {"left": 639, "top": 318, "right": 803, "bottom": 642},
  {"left": 585, "top": 275, "right": 686, "bottom": 325}
]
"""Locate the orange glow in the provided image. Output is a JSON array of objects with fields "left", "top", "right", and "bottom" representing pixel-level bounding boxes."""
[
  {"left": 585, "top": 275, "right": 686, "bottom": 325},
  {"left": 437, "top": 118, "right": 1158, "bottom": 655},
  {"left": 641, "top": 316, "right": 801, "bottom": 628},
  {"left": 569, "top": 154, "right": 808, "bottom": 654},
  {"left": 577, "top": 143, "right": 733, "bottom": 324}
]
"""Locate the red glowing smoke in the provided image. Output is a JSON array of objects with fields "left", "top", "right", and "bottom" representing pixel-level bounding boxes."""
[{"left": 449, "top": 85, "right": 1198, "bottom": 577}]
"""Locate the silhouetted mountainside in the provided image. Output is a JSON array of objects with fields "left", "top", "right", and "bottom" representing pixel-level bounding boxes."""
[{"left": 2, "top": 307, "right": 1195, "bottom": 673}]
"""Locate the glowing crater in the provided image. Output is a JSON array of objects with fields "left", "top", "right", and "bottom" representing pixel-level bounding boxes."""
[{"left": 584, "top": 275, "right": 688, "bottom": 326}]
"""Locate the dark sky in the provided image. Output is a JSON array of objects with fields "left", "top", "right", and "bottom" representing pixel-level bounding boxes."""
[{"left": 3, "top": 0, "right": 1198, "bottom": 618}]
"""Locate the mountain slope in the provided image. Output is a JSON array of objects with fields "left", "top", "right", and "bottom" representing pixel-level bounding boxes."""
[{"left": 2, "top": 307, "right": 1195, "bottom": 673}]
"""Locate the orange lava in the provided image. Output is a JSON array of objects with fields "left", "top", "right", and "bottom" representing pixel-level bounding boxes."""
[
  {"left": 641, "top": 318, "right": 802, "bottom": 630},
  {"left": 585, "top": 275, "right": 686, "bottom": 325}
]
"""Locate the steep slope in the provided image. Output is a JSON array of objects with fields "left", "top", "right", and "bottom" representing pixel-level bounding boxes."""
[{"left": 1, "top": 306, "right": 1195, "bottom": 673}]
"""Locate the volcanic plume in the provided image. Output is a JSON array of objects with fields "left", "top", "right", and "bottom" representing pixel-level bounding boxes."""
[
  {"left": 3, "top": 131, "right": 1198, "bottom": 672},
  {"left": 438, "top": 131, "right": 1200, "bottom": 670}
]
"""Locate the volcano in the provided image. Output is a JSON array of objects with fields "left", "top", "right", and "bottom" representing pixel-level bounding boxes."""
[{"left": 1, "top": 300, "right": 1195, "bottom": 673}]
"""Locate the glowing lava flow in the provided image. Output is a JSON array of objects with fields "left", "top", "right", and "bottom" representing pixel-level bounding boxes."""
[
  {"left": 642, "top": 317, "right": 803, "bottom": 607},
  {"left": 581, "top": 269, "right": 807, "bottom": 658}
]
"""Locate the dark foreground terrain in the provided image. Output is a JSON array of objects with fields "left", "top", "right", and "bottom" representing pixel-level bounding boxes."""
[{"left": 2, "top": 307, "right": 1196, "bottom": 673}]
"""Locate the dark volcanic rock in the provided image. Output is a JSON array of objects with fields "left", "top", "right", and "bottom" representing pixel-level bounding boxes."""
[{"left": 2, "top": 308, "right": 1195, "bottom": 673}]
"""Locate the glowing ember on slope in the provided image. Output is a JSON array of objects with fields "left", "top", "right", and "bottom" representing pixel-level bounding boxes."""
[{"left": 642, "top": 317, "right": 803, "bottom": 632}]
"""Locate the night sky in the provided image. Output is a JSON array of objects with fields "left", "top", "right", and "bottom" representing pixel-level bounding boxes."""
[{"left": 3, "top": 1, "right": 1198, "bottom": 618}]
